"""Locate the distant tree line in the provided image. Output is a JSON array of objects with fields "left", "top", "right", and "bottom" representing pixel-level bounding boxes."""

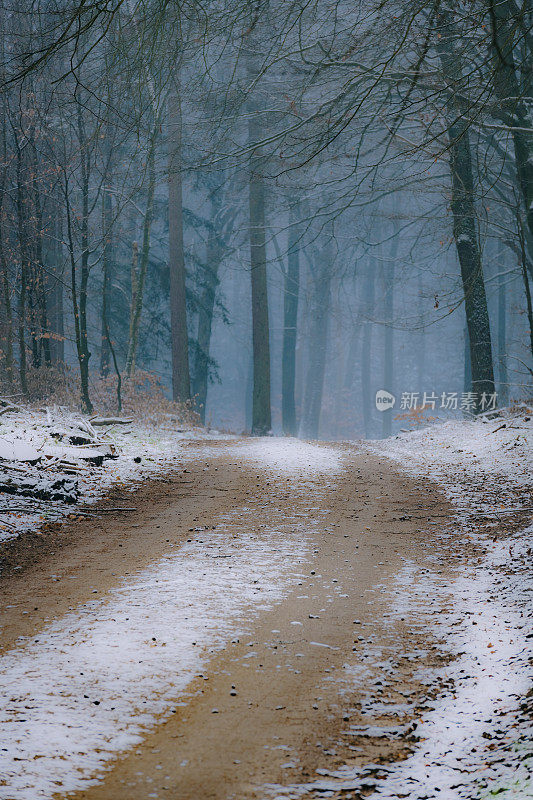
[{"left": 0, "top": 0, "right": 531, "bottom": 433}]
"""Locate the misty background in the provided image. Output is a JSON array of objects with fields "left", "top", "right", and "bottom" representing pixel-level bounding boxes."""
[{"left": 0, "top": 0, "right": 531, "bottom": 438}]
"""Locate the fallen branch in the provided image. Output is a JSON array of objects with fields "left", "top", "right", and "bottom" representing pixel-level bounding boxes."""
[
  {"left": 90, "top": 417, "right": 133, "bottom": 427},
  {"left": 479, "top": 506, "right": 533, "bottom": 516},
  {"left": 0, "top": 406, "right": 18, "bottom": 416},
  {"left": 97, "top": 507, "right": 137, "bottom": 513}
]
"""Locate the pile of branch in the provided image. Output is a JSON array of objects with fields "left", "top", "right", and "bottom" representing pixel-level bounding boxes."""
[
  {"left": 0, "top": 473, "right": 80, "bottom": 504},
  {"left": 0, "top": 406, "right": 133, "bottom": 510}
]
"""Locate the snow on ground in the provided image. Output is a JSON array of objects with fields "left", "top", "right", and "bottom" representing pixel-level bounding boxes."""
[
  {"left": 0, "top": 405, "right": 228, "bottom": 542},
  {"left": 0, "top": 438, "right": 344, "bottom": 799},
  {"left": 369, "top": 407, "right": 532, "bottom": 503},
  {"left": 363, "top": 408, "right": 533, "bottom": 800},
  {"left": 0, "top": 522, "right": 305, "bottom": 799},
  {"left": 227, "top": 438, "right": 343, "bottom": 476},
  {"left": 1, "top": 406, "right": 530, "bottom": 799},
  {"left": 368, "top": 538, "right": 532, "bottom": 800}
]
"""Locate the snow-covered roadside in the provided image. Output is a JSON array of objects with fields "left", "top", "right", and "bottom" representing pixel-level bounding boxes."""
[
  {"left": 0, "top": 440, "right": 345, "bottom": 799},
  {"left": 0, "top": 406, "right": 228, "bottom": 542},
  {"left": 371, "top": 537, "right": 532, "bottom": 800},
  {"left": 365, "top": 409, "right": 533, "bottom": 799},
  {"left": 369, "top": 407, "right": 532, "bottom": 510}
]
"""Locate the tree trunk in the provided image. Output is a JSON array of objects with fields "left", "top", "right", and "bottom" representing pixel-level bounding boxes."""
[
  {"left": 521, "top": 259, "right": 533, "bottom": 364},
  {"left": 63, "top": 168, "right": 92, "bottom": 414},
  {"left": 381, "top": 236, "right": 397, "bottom": 439},
  {"left": 417, "top": 271, "right": 426, "bottom": 393},
  {"left": 490, "top": 0, "right": 533, "bottom": 272},
  {"left": 362, "top": 262, "right": 375, "bottom": 439},
  {"left": 29, "top": 129, "right": 51, "bottom": 367},
  {"left": 100, "top": 172, "right": 113, "bottom": 376},
  {"left": 497, "top": 262, "right": 509, "bottom": 404},
  {"left": 127, "top": 240, "right": 139, "bottom": 368},
  {"left": 45, "top": 196, "right": 64, "bottom": 364},
  {"left": 125, "top": 135, "right": 156, "bottom": 377},
  {"left": 300, "top": 245, "right": 332, "bottom": 439},
  {"left": 168, "top": 86, "right": 191, "bottom": 403},
  {"left": 243, "top": 349, "right": 253, "bottom": 433},
  {"left": 248, "top": 125, "right": 271, "bottom": 435},
  {"left": 464, "top": 325, "right": 472, "bottom": 394},
  {"left": 76, "top": 96, "right": 93, "bottom": 413},
  {"left": 0, "top": 88, "right": 13, "bottom": 386},
  {"left": 282, "top": 210, "right": 300, "bottom": 436},
  {"left": 436, "top": 12, "right": 495, "bottom": 405},
  {"left": 15, "top": 144, "right": 28, "bottom": 395},
  {"left": 518, "top": 211, "right": 533, "bottom": 362},
  {"left": 0, "top": 232, "right": 14, "bottom": 386},
  {"left": 343, "top": 317, "right": 362, "bottom": 392},
  {"left": 192, "top": 207, "right": 222, "bottom": 422}
]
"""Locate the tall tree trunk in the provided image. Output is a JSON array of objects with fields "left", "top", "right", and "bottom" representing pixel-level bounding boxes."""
[
  {"left": 437, "top": 12, "right": 495, "bottom": 405},
  {"left": 168, "top": 86, "right": 191, "bottom": 403},
  {"left": 490, "top": 0, "right": 533, "bottom": 274},
  {"left": 464, "top": 325, "right": 472, "bottom": 394},
  {"left": 245, "top": 30, "right": 272, "bottom": 436},
  {"left": 0, "top": 86, "right": 13, "bottom": 385},
  {"left": 0, "top": 233, "right": 14, "bottom": 386},
  {"left": 45, "top": 195, "right": 64, "bottom": 364},
  {"left": 300, "top": 245, "right": 332, "bottom": 439},
  {"left": 28, "top": 265, "right": 40, "bottom": 369},
  {"left": 245, "top": 348, "right": 253, "bottom": 433},
  {"left": 248, "top": 126, "right": 271, "bottom": 435},
  {"left": 127, "top": 240, "right": 139, "bottom": 367},
  {"left": 331, "top": 311, "right": 345, "bottom": 440},
  {"left": 417, "top": 271, "right": 426, "bottom": 394},
  {"left": 76, "top": 96, "right": 93, "bottom": 413},
  {"left": 497, "top": 261, "right": 509, "bottom": 404},
  {"left": 521, "top": 260, "right": 533, "bottom": 365},
  {"left": 125, "top": 134, "right": 156, "bottom": 377},
  {"left": 518, "top": 211, "right": 533, "bottom": 362},
  {"left": 15, "top": 144, "right": 28, "bottom": 395},
  {"left": 192, "top": 205, "right": 222, "bottom": 422},
  {"left": 343, "top": 317, "right": 362, "bottom": 392},
  {"left": 29, "top": 128, "right": 51, "bottom": 367},
  {"left": 362, "top": 262, "right": 375, "bottom": 439},
  {"left": 64, "top": 178, "right": 92, "bottom": 412},
  {"left": 381, "top": 236, "right": 397, "bottom": 438},
  {"left": 100, "top": 166, "right": 114, "bottom": 376},
  {"left": 282, "top": 209, "right": 300, "bottom": 436}
]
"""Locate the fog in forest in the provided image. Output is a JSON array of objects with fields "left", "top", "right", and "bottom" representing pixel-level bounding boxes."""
[{"left": 1, "top": 0, "right": 532, "bottom": 437}]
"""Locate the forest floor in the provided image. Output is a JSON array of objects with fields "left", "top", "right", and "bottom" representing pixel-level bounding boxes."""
[{"left": 0, "top": 415, "right": 532, "bottom": 800}]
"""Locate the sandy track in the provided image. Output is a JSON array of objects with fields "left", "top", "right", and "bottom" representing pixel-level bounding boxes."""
[{"left": 0, "top": 439, "right": 480, "bottom": 800}]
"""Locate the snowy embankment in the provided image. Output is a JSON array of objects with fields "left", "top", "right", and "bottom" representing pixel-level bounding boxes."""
[
  {"left": 0, "top": 405, "right": 223, "bottom": 542},
  {"left": 370, "top": 406, "right": 532, "bottom": 509},
  {"left": 367, "top": 408, "right": 533, "bottom": 800}
]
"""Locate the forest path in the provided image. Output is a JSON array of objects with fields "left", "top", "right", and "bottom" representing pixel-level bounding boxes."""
[{"left": 0, "top": 438, "right": 513, "bottom": 800}]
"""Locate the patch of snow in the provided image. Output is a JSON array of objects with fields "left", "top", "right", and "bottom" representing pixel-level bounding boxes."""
[
  {"left": 368, "top": 409, "right": 532, "bottom": 494},
  {"left": 0, "top": 516, "right": 309, "bottom": 798},
  {"left": 372, "top": 545, "right": 532, "bottom": 799},
  {"left": 362, "top": 410, "right": 533, "bottom": 799},
  {"left": 0, "top": 438, "right": 40, "bottom": 462},
  {"left": 228, "top": 438, "right": 343, "bottom": 475}
]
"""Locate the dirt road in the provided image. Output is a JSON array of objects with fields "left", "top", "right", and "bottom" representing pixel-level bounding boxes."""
[{"left": 0, "top": 438, "right": 523, "bottom": 800}]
